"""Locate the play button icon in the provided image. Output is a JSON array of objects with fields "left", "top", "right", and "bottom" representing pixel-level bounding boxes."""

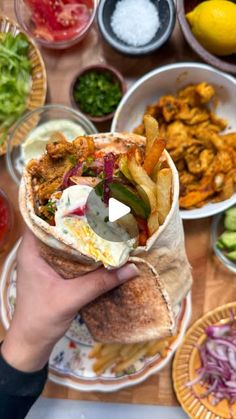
[
  {"left": 108, "top": 198, "right": 130, "bottom": 222},
  {"left": 86, "top": 180, "right": 138, "bottom": 242}
]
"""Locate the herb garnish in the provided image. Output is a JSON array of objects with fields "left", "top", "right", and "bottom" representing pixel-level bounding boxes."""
[
  {"left": 98, "top": 172, "right": 105, "bottom": 180},
  {"left": 68, "top": 155, "right": 77, "bottom": 166},
  {"left": 67, "top": 196, "right": 71, "bottom": 207},
  {"left": 46, "top": 200, "right": 56, "bottom": 214},
  {"left": 82, "top": 165, "right": 96, "bottom": 176},
  {"left": 73, "top": 71, "right": 122, "bottom": 117},
  {"left": 86, "top": 156, "right": 94, "bottom": 164}
]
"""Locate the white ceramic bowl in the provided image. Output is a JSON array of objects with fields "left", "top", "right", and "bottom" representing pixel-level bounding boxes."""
[{"left": 111, "top": 63, "right": 236, "bottom": 219}]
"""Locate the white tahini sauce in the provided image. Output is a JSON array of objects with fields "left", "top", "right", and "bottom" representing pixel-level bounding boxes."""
[
  {"left": 22, "top": 120, "right": 85, "bottom": 163},
  {"left": 55, "top": 185, "right": 136, "bottom": 268}
]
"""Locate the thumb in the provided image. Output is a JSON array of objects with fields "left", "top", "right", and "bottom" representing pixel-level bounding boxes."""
[{"left": 63, "top": 263, "right": 140, "bottom": 310}]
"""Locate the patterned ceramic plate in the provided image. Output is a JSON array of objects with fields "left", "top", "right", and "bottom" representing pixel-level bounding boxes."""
[
  {"left": 173, "top": 302, "right": 236, "bottom": 419},
  {"left": 0, "top": 240, "right": 192, "bottom": 392}
]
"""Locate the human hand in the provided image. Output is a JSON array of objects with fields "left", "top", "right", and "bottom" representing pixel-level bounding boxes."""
[{"left": 1, "top": 230, "right": 139, "bottom": 372}]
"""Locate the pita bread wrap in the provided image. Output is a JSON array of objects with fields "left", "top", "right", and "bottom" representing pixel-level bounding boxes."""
[{"left": 19, "top": 132, "right": 192, "bottom": 344}]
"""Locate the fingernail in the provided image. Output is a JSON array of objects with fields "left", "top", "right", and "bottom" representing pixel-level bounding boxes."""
[{"left": 116, "top": 263, "right": 140, "bottom": 282}]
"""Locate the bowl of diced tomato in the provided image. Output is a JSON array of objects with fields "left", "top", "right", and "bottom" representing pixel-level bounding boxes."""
[{"left": 14, "top": 0, "right": 97, "bottom": 49}]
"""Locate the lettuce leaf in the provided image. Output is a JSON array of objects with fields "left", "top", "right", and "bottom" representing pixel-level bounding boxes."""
[{"left": 0, "top": 32, "right": 31, "bottom": 145}]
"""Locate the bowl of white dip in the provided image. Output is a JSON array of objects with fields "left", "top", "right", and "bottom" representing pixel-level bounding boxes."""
[{"left": 6, "top": 104, "right": 98, "bottom": 185}]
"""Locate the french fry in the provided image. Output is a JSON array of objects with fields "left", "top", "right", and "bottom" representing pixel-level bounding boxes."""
[
  {"left": 90, "top": 335, "right": 178, "bottom": 375},
  {"left": 119, "top": 155, "right": 133, "bottom": 182},
  {"left": 128, "top": 154, "right": 156, "bottom": 197},
  {"left": 139, "top": 183, "right": 159, "bottom": 235},
  {"left": 156, "top": 168, "right": 172, "bottom": 225},
  {"left": 120, "top": 343, "right": 141, "bottom": 358},
  {"left": 93, "top": 352, "right": 119, "bottom": 374},
  {"left": 151, "top": 162, "right": 162, "bottom": 183},
  {"left": 146, "top": 339, "right": 168, "bottom": 357},
  {"left": 94, "top": 357, "right": 119, "bottom": 375},
  {"left": 143, "top": 138, "right": 166, "bottom": 176},
  {"left": 151, "top": 156, "right": 169, "bottom": 182},
  {"left": 95, "top": 363, "right": 113, "bottom": 376},
  {"left": 160, "top": 347, "right": 170, "bottom": 358},
  {"left": 134, "top": 147, "right": 144, "bottom": 165},
  {"left": 143, "top": 115, "right": 159, "bottom": 155},
  {"left": 147, "top": 211, "right": 159, "bottom": 236},
  {"left": 88, "top": 343, "right": 103, "bottom": 358},
  {"left": 166, "top": 336, "right": 177, "bottom": 345},
  {"left": 112, "top": 343, "right": 150, "bottom": 374},
  {"left": 101, "top": 343, "right": 122, "bottom": 356}
]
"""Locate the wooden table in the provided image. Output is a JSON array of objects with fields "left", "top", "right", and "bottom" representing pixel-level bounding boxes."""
[{"left": 1, "top": 0, "right": 236, "bottom": 407}]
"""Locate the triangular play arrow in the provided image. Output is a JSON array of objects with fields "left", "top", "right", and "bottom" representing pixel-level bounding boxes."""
[{"left": 108, "top": 198, "right": 130, "bottom": 222}]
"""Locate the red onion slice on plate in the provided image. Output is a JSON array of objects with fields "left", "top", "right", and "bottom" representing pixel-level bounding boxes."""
[{"left": 187, "top": 320, "right": 236, "bottom": 406}]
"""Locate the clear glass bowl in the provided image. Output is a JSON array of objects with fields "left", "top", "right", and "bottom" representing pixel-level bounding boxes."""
[
  {"left": 14, "top": 0, "right": 97, "bottom": 49},
  {"left": 211, "top": 211, "right": 236, "bottom": 274},
  {"left": 6, "top": 104, "right": 98, "bottom": 185},
  {"left": 0, "top": 189, "right": 14, "bottom": 251}
]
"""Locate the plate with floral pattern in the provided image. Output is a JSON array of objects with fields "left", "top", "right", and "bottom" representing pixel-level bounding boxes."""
[{"left": 0, "top": 240, "right": 192, "bottom": 392}]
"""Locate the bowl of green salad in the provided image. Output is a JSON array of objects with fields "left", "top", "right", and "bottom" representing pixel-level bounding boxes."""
[
  {"left": 70, "top": 64, "right": 126, "bottom": 123},
  {"left": 0, "top": 14, "right": 46, "bottom": 155},
  {"left": 211, "top": 206, "right": 236, "bottom": 274}
]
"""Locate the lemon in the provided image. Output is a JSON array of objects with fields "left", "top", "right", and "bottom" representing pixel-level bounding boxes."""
[{"left": 186, "top": 1, "right": 236, "bottom": 56}]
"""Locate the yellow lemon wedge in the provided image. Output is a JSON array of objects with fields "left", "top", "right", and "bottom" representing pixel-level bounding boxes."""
[{"left": 186, "top": 0, "right": 236, "bottom": 56}]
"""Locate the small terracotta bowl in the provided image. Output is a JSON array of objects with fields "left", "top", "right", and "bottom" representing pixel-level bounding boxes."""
[
  {"left": 177, "top": 0, "right": 236, "bottom": 75},
  {"left": 70, "top": 64, "right": 126, "bottom": 123}
]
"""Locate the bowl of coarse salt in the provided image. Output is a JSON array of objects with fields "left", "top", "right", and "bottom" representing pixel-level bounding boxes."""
[{"left": 97, "top": 0, "right": 176, "bottom": 56}]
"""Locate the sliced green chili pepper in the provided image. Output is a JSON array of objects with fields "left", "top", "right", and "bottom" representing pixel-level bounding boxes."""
[{"left": 109, "top": 183, "right": 150, "bottom": 219}]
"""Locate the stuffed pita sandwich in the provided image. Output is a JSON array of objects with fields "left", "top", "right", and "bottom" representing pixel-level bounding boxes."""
[{"left": 19, "top": 127, "right": 192, "bottom": 343}]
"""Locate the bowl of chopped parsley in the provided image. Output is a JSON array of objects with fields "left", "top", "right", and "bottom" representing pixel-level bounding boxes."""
[{"left": 70, "top": 64, "right": 126, "bottom": 122}]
